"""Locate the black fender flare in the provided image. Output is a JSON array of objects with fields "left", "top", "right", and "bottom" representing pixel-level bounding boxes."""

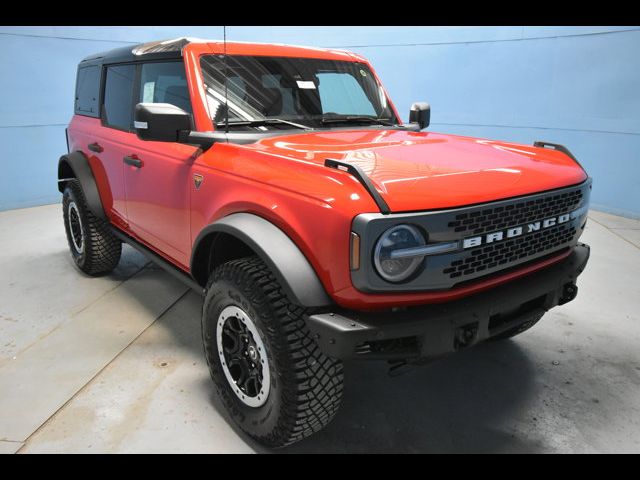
[
  {"left": 191, "top": 213, "right": 332, "bottom": 307},
  {"left": 58, "top": 151, "right": 106, "bottom": 220}
]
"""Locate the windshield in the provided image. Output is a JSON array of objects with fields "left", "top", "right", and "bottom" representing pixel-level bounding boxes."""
[{"left": 199, "top": 55, "right": 399, "bottom": 130}]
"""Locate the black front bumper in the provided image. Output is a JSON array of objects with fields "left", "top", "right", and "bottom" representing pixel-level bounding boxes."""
[{"left": 305, "top": 244, "right": 590, "bottom": 361}]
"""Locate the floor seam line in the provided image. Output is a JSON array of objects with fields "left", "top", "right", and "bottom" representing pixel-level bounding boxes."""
[
  {"left": 0, "top": 262, "right": 152, "bottom": 367},
  {"left": 69, "top": 261, "right": 152, "bottom": 318},
  {"left": 588, "top": 215, "right": 640, "bottom": 251},
  {"left": 606, "top": 230, "right": 640, "bottom": 250},
  {"left": 14, "top": 288, "right": 191, "bottom": 454}
]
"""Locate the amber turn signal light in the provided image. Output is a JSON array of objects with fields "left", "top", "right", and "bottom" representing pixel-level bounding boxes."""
[{"left": 350, "top": 232, "right": 361, "bottom": 270}]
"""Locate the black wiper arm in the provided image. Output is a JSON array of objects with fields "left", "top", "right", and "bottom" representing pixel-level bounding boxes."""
[
  {"left": 321, "top": 116, "right": 394, "bottom": 126},
  {"left": 217, "top": 118, "right": 311, "bottom": 130}
]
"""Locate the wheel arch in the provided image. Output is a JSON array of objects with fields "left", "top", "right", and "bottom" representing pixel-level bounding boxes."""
[
  {"left": 58, "top": 151, "right": 106, "bottom": 220},
  {"left": 191, "top": 213, "right": 332, "bottom": 308}
]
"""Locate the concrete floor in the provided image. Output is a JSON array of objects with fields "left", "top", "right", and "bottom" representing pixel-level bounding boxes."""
[{"left": 0, "top": 204, "right": 639, "bottom": 454}]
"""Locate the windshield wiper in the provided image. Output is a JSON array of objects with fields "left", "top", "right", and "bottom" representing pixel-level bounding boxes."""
[
  {"left": 217, "top": 118, "right": 312, "bottom": 130},
  {"left": 321, "top": 116, "right": 394, "bottom": 126}
]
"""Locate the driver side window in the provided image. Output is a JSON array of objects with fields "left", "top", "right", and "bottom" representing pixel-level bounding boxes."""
[{"left": 138, "top": 61, "right": 192, "bottom": 114}]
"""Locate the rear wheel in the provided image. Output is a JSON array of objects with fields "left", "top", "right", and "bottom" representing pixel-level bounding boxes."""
[
  {"left": 202, "top": 256, "right": 344, "bottom": 448},
  {"left": 62, "top": 180, "right": 121, "bottom": 275}
]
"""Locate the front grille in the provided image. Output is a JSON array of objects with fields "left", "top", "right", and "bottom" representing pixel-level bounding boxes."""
[
  {"left": 447, "top": 188, "right": 583, "bottom": 235},
  {"left": 350, "top": 179, "right": 591, "bottom": 293},
  {"left": 443, "top": 223, "right": 576, "bottom": 279}
]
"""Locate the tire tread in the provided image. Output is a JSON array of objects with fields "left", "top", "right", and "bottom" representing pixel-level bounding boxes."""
[
  {"left": 63, "top": 180, "right": 121, "bottom": 275},
  {"left": 204, "top": 256, "right": 343, "bottom": 447}
]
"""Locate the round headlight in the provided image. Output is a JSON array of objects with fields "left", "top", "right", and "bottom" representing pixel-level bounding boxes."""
[{"left": 373, "top": 224, "right": 426, "bottom": 282}]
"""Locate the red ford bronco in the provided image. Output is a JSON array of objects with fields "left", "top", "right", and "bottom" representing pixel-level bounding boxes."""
[{"left": 59, "top": 38, "right": 591, "bottom": 447}]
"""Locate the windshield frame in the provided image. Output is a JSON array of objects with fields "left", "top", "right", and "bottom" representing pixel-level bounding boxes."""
[{"left": 198, "top": 53, "right": 401, "bottom": 133}]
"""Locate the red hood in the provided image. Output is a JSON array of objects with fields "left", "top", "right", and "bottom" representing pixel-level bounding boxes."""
[{"left": 248, "top": 129, "right": 588, "bottom": 212}]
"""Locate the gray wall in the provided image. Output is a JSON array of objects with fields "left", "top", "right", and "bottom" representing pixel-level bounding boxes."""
[{"left": 1, "top": 26, "right": 638, "bottom": 216}]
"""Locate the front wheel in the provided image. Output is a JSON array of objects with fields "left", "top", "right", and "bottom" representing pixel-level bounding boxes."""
[{"left": 202, "top": 256, "right": 344, "bottom": 448}]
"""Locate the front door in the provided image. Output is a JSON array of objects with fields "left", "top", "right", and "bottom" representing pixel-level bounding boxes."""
[{"left": 122, "top": 61, "right": 198, "bottom": 268}]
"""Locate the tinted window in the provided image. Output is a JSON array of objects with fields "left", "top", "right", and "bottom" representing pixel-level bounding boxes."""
[
  {"left": 74, "top": 65, "right": 100, "bottom": 117},
  {"left": 103, "top": 64, "right": 135, "bottom": 130},
  {"left": 139, "top": 62, "right": 192, "bottom": 114},
  {"left": 317, "top": 72, "right": 376, "bottom": 116},
  {"left": 200, "top": 55, "right": 397, "bottom": 130}
]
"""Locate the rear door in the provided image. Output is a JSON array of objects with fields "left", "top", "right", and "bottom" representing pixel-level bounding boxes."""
[
  {"left": 90, "top": 63, "right": 138, "bottom": 228},
  {"left": 122, "top": 61, "right": 198, "bottom": 268}
]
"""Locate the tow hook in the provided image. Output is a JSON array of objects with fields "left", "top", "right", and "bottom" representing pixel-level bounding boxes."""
[
  {"left": 454, "top": 322, "right": 479, "bottom": 350},
  {"left": 388, "top": 360, "right": 414, "bottom": 377},
  {"left": 559, "top": 282, "right": 578, "bottom": 305},
  {"left": 388, "top": 357, "right": 430, "bottom": 377}
]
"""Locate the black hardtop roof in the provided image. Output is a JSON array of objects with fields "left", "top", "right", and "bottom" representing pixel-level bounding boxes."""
[
  {"left": 79, "top": 37, "right": 198, "bottom": 65},
  {"left": 78, "top": 37, "right": 352, "bottom": 67}
]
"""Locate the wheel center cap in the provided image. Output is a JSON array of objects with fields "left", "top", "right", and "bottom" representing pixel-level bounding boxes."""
[{"left": 247, "top": 345, "right": 258, "bottom": 361}]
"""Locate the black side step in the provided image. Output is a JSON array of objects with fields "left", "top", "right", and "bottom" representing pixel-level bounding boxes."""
[
  {"left": 324, "top": 158, "right": 391, "bottom": 214},
  {"left": 111, "top": 227, "right": 205, "bottom": 295},
  {"left": 533, "top": 141, "right": 585, "bottom": 170}
]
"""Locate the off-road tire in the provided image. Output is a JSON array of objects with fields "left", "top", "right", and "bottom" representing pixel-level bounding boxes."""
[
  {"left": 202, "top": 255, "right": 344, "bottom": 448},
  {"left": 62, "top": 179, "right": 121, "bottom": 275},
  {"left": 490, "top": 311, "right": 545, "bottom": 341}
]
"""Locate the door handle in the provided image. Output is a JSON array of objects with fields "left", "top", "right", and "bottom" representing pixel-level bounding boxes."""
[
  {"left": 88, "top": 142, "right": 103, "bottom": 153},
  {"left": 123, "top": 155, "right": 143, "bottom": 168}
]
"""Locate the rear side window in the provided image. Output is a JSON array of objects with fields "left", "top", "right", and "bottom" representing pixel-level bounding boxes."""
[
  {"left": 103, "top": 64, "right": 136, "bottom": 130},
  {"left": 74, "top": 65, "right": 100, "bottom": 117},
  {"left": 138, "top": 62, "right": 192, "bottom": 114}
]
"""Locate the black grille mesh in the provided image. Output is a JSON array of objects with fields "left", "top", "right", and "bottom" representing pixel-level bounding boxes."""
[
  {"left": 447, "top": 188, "right": 583, "bottom": 235},
  {"left": 443, "top": 223, "right": 577, "bottom": 279}
]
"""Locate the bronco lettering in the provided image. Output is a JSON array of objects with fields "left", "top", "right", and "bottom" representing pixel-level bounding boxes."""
[{"left": 463, "top": 211, "right": 574, "bottom": 249}]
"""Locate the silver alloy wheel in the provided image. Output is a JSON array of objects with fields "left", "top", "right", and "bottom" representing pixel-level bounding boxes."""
[
  {"left": 67, "top": 201, "right": 84, "bottom": 254},
  {"left": 216, "top": 305, "right": 271, "bottom": 408}
]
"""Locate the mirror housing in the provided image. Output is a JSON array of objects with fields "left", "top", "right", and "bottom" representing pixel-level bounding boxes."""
[
  {"left": 409, "top": 102, "right": 430, "bottom": 130},
  {"left": 134, "top": 103, "right": 191, "bottom": 142}
]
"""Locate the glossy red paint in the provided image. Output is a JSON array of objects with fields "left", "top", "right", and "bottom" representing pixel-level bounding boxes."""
[
  {"left": 69, "top": 115, "right": 200, "bottom": 267},
  {"left": 122, "top": 140, "right": 198, "bottom": 267},
  {"left": 68, "top": 115, "right": 129, "bottom": 229},
  {"left": 188, "top": 130, "right": 585, "bottom": 310},
  {"left": 67, "top": 41, "right": 588, "bottom": 311},
  {"left": 247, "top": 129, "right": 588, "bottom": 212}
]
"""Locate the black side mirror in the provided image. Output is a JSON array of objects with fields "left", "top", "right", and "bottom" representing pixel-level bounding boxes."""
[
  {"left": 134, "top": 103, "right": 191, "bottom": 142},
  {"left": 409, "top": 102, "right": 430, "bottom": 130}
]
